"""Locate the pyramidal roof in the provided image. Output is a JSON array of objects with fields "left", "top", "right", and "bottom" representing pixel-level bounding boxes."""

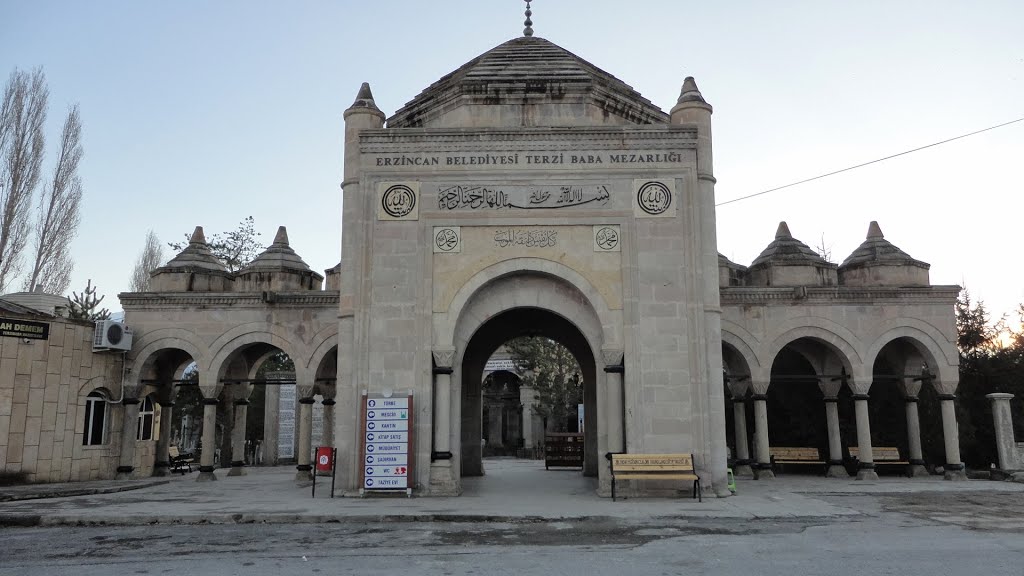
[
  {"left": 239, "top": 226, "right": 320, "bottom": 277},
  {"left": 751, "top": 222, "right": 832, "bottom": 268},
  {"left": 161, "top": 226, "right": 228, "bottom": 272},
  {"left": 840, "top": 221, "right": 930, "bottom": 269},
  {"left": 387, "top": 36, "right": 669, "bottom": 127}
]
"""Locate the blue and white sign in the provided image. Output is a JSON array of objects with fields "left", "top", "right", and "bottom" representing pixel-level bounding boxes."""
[{"left": 362, "top": 393, "right": 412, "bottom": 492}]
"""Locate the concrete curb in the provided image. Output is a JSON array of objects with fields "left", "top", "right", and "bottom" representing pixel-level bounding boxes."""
[
  {"left": 0, "top": 480, "right": 171, "bottom": 503},
  {"left": 0, "top": 512, "right": 847, "bottom": 528}
]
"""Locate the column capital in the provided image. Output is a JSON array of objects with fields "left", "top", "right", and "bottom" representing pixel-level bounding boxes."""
[
  {"left": 986, "top": 393, "right": 1015, "bottom": 401},
  {"left": 201, "top": 397, "right": 220, "bottom": 406},
  {"left": 852, "top": 393, "right": 870, "bottom": 401},
  {"left": 432, "top": 347, "right": 456, "bottom": 370},
  {"left": 601, "top": 348, "right": 624, "bottom": 368},
  {"left": 726, "top": 378, "right": 750, "bottom": 400},
  {"left": 296, "top": 384, "right": 316, "bottom": 399},
  {"left": 122, "top": 397, "right": 141, "bottom": 406},
  {"left": 750, "top": 381, "right": 770, "bottom": 395},
  {"left": 938, "top": 393, "right": 957, "bottom": 401},
  {"left": 750, "top": 393, "right": 768, "bottom": 401}
]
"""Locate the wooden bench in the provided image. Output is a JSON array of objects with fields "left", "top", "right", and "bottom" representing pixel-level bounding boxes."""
[
  {"left": 769, "top": 447, "right": 825, "bottom": 473},
  {"left": 849, "top": 446, "right": 909, "bottom": 475},
  {"left": 610, "top": 453, "right": 701, "bottom": 502},
  {"left": 169, "top": 446, "right": 195, "bottom": 474}
]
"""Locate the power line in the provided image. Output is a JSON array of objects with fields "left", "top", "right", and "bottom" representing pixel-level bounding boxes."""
[{"left": 716, "top": 117, "right": 1024, "bottom": 207}]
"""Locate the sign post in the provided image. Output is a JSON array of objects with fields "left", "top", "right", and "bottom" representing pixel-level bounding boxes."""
[{"left": 359, "top": 391, "right": 414, "bottom": 497}]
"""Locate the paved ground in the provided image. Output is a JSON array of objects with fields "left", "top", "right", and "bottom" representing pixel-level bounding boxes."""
[
  {"left": 2, "top": 459, "right": 1024, "bottom": 574},
  {"left": 3, "top": 458, "right": 1022, "bottom": 526}
]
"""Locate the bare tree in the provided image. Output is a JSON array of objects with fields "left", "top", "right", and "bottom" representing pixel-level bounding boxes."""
[
  {"left": 129, "top": 229, "right": 164, "bottom": 292},
  {"left": 0, "top": 68, "right": 47, "bottom": 292},
  {"left": 24, "top": 104, "right": 82, "bottom": 293}
]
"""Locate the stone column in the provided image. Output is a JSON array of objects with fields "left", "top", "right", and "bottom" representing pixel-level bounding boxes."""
[
  {"left": 987, "top": 393, "right": 1019, "bottom": 471},
  {"left": 726, "top": 380, "right": 752, "bottom": 478},
  {"left": 818, "top": 379, "right": 846, "bottom": 478},
  {"left": 751, "top": 382, "right": 773, "bottom": 479},
  {"left": 938, "top": 390, "right": 967, "bottom": 480},
  {"left": 899, "top": 378, "right": 929, "bottom": 477},
  {"left": 603, "top": 353, "right": 625, "bottom": 456},
  {"left": 429, "top": 348, "right": 458, "bottom": 495},
  {"left": 228, "top": 384, "right": 253, "bottom": 477},
  {"left": 295, "top": 384, "right": 315, "bottom": 482},
  {"left": 853, "top": 393, "right": 878, "bottom": 480},
  {"left": 116, "top": 397, "right": 142, "bottom": 480},
  {"left": 153, "top": 400, "right": 174, "bottom": 477},
  {"left": 520, "top": 385, "right": 537, "bottom": 450},
  {"left": 197, "top": 397, "right": 220, "bottom": 481}
]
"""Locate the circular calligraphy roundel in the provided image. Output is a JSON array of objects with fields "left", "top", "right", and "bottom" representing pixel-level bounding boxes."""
[
  {"left": 382, "top": 185, "right": 416, "bottom": 218},
  {"left": 595, "top": 226, "right": 619, "bottom": 251},
  {"left": 435, "top": 227, "right": 460, "bottom": 252},
  {"left": 637, "top": 181, "right": 672, "bottom": 215}
]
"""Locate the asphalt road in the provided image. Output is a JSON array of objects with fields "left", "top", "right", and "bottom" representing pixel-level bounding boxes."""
[{"left": 2, "top": 493, "right": 1023, "bottom": 576}]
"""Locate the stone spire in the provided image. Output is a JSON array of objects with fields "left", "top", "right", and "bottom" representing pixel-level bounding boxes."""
[
  {"left": 677, "top": 76, "right": 708, "bottom": 105},
  {"left": 523, "top": 0, "right": 534, "bottom": 37},
  {"left": 747, "top": 221, "right": 838, "bottom": 287},
  {"left": 751, "top": 222, "right": 828, "bottom": 268},
  {"left": 347, "top": 82, "right": 382, "bottom": 114}
]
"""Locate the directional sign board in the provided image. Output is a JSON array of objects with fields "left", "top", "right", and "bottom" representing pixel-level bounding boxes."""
[{"left": 360, "top": 394, "right": 413, "bottom": 495}]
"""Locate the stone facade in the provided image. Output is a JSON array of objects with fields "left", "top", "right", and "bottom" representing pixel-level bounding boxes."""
[{"left": 0, "top": 302, "right": 125, "bottom": 482}]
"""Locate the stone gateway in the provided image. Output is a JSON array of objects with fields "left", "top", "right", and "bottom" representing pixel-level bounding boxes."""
[{"left": 1, "top": 25, "right": 965, "bottom": 493}]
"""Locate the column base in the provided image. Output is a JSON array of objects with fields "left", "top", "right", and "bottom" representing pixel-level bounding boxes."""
[
  {"left": 856, "top": 468, "right": 879, "bottom": 481},
  {"left": 754, "top": 465, "right": 775, "bottom": 480},
  {"left": 196, "top": 466, "right": 217, "bottom": 482},
  {"left": 116, "top": 466, "right": 134, "bottom": 480},
  {"left": 944, "top": 464, "right": 968, "bottom": 481},
  {"left": 826, "top": 465, "right": 849, "bottom": 478},
  {"left": 295, "top": 465, "right": 313, "bottom": 483},
  {"left": 227, "top": 465, "right": 247, "bottom": 477},
  {"left": 908, "top": 464, "right": 930, "bottom": 477},
  {"left": 733, "top": 464, "right": 754, "bottom": 478},
  {"left": 153, "top": 461, "right": 170, "bottom": 477},
  {"left": 428, "top": 461, "right": 461, "bottom": 496}
]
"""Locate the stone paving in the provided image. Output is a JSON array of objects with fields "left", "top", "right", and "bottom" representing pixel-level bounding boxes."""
[{"left": 1, "top": 457, "right": 1021, "bottom": 526}]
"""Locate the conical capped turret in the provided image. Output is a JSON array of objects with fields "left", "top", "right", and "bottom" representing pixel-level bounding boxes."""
[
  {"left": 235, "top": 226, "right": 323, "bottom": 292},
  {"left": 148, "top": 226, "right": 234, "bottom": 292},
  {"left": 747, "top": 222, "right": 837, "bottom": 287},
  {"left": 838, "top": 221, "right": 930, "bottom": 286}
]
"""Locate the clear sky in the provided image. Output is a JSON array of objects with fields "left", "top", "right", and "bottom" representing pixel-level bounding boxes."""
[{"left": 2, "top": 1, "right": 1022, "bottom": 326}]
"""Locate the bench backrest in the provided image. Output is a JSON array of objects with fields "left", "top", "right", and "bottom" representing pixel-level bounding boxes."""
[
  {"left": 169, "top": 446, "right": 180, "bottom": 458},
  {"left": 770, "top": 447, "right": 820, "bottom": 460},
  {"left": 849, "top": 446, "right": 902, "bottom": 460},
  {"left": 611, "top": 453, "right": 694, "bottom": 473}
]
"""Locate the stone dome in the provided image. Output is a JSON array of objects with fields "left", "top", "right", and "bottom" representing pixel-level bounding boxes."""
[
  {"left": 149, "top": 226, "right": 234, "bottom": 292},
  {"left": 235, "top": 226, "right": 323, "bottom": 291},
  {"left": 387, "top": 36, "right": 668, "bottom": 128},
  {"left": 747, "top": 222, "right": 838, "bottom": 287},
  {"left": 838, "top": 221, "right": 930, "bottom": 286}
]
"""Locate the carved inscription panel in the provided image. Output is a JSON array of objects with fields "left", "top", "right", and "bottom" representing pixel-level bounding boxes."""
[{"left": 432, "top": 226, "right": 623, "bottom": 314}]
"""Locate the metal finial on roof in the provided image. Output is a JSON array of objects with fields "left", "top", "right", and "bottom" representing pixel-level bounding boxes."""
[{"left": 524, "top": 0, "right": 534, "bottom": 37}]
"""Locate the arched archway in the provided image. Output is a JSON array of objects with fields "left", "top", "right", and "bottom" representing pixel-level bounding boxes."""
[{"left": 460, "top": 307, "right": 597, "bottom": 480}]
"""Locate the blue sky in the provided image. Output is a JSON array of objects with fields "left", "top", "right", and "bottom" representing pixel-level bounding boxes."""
[{"left": 2, "top": 1, "right": 1022, "bottom": 325}]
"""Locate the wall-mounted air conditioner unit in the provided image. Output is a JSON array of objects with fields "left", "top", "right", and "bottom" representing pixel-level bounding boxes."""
[{"left": 93, "top": 320, "right": 133, "bottom": 352}]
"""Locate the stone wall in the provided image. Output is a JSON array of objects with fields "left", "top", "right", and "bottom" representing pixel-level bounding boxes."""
[{"left": 0, "top": 315, "right": 124, "bottom": 482}]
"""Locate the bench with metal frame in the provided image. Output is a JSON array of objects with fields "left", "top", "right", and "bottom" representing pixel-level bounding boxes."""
[
  {"left": 609, "top": 453, "right": 701, "bottom": 502},
  {"left": 169, "top": 446, "right": 195, "bottom": 474}
]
